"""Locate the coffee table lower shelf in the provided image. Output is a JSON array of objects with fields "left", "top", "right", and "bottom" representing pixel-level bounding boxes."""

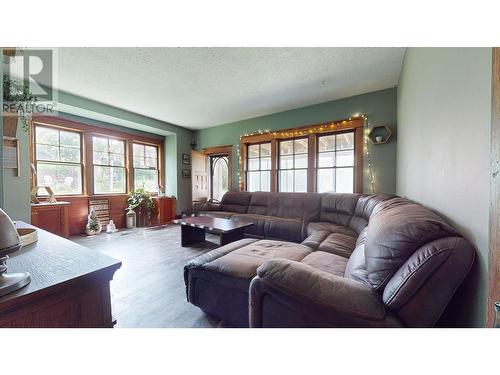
[
  {"left": 173, "top": 216, "right": 253, "bottom": 247},
  {"left": 180, "top": 224, "right": 247, "bottom": 246}
]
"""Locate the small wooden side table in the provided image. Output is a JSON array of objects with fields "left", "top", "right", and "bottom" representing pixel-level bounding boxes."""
[
  {"left": 31, "top": 201, "right": 70, "bottom": 238},
  {"left": 152, "top": 196, "right": 176, "bottom": 225}
]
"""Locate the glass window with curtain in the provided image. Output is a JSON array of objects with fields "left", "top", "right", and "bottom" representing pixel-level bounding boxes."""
[
  {"left": 92, "top": 136, "right": 126, "bottom": 194},
  {"left": 133, "top": 143, "right": 159, "bottom": 192},
  {"left": 35, "top": 125, "right": 83, "bottom": 195},
  {"left": 317, "top": 131, "right": 355, "bottom": 193},
  {"left": 246, "top": 142, "right": 271, "bottom": 192},
  {"left": 278, "top": 138, "right": 308, "bottom": 192}
]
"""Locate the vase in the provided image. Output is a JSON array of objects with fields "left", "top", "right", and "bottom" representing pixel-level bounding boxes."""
[{"left": 126, "top": 209, "right": 136, "bottom": 229}]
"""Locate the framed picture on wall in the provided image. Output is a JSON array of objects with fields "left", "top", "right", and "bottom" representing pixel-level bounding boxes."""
[
  {"left": 182, "top": 153, "right": 190, "bottom": 164},
  {"left": 182, "top": 169, "right": 191, "bottom": 178}
]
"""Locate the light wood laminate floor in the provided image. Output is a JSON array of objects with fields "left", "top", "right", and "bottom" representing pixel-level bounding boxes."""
[{"left": 72, "top": 224, "right": 221, "bottom": 328}]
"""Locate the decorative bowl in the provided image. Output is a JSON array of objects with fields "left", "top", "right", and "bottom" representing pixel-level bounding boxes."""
[{"left": 17, "top": 227, "right": 38, "bottom": 247}]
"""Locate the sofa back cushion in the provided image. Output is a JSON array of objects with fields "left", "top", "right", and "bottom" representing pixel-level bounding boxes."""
[
  {"left": 247, "top": 192, "right": 321, "bottom": 221},
  {"left": 319, "top": 193, "right": 361, "bottom": 226},
  {"left": 349, "top": 194, "right": 393, "bottom": 234},
  {"left": 220, "top": 191, "right": 252, "bottom": 213},
  {"left": 364, "top": 197, "right": 457, "bottom": 291}
]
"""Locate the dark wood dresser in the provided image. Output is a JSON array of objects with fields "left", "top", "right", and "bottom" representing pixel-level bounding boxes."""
[{"left": 0, "top": 222, "right": 121, "bottom": 328}]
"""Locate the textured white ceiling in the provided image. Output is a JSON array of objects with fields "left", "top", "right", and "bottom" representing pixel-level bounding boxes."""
[{"left": 53, "top": 47, "right": 405, "bottom": 130}]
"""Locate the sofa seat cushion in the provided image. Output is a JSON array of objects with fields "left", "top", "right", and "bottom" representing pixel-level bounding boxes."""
[
  {"left": 231, "top": 214, "right": 304, "bottom": 243},
  {"left": 205, "top": 239, "right": 312, "bottom": 279},
  {"left": 307, "top": 221, "right": 357, "bottom": 237},
  {"left": 300, "top": 251, "right": 348, "bottom": 277},
  {"left": 199, "top": 211, "right": 235, "bottom": 219},
  {"left": 318, "top": 232, "right": 357, "bottom": 258}
]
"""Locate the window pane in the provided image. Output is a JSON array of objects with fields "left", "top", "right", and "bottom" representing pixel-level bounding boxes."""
[
  {"left": 93, "top": 151, "right": 109, "bottom": 165},
  {"left": 133, "top": 156, "right": 145, "bottom": 168},
  {"left": 248, "top": 144, "right": 260, "bottom": 158},
  {"left": 317, "top": 168, "right": 335, "bottom": 193},
  {"left": 248, "top": 158, "right": 260, "bottom": 171},
  {"left": 294, "top": 169, "right": 308, "bottom": 192},
  {"left": 294, "top": 153, "right": 308, "bottom": 169},
  {"left": 133, "top": 143, "right": 145, "bottom": 157},
  {"left": 145, "top": 145, "right": 157, "bottom": 158},
  {"left": 294, "top": 138, "right": 308, "bottom": 154},
  {"left": 36, "top": 127, "right": 58, "bottom": 145},
  {"left": 134, "top": 169, "right": 159, "bottom": 192},
  {"left": 59, "top": 130, "right": 80, "bottom": 148},
  {"left": 280, "top": 154, "right": 293, "bottom": 169},
  {"left": 247, "top": 171, "right": 260, "bottom": 192},
  {"left": 94, "top": 166, "right": 126, "bottom": 194},
  {"left": 37, "top": 162, "right": 82, "bottom": 195},
  {"left": 260, "top": 171, "right": 271, "bottom": 192},
  {"left": 318, "top": 152, "right": 335, "bottom": 167},
  {"left": 336, "top": 167, "right": 354, "bottom": 193},
  {"left": 318, "top": 135, "right": 335, "bottom": 152},
  {"left": 337, "top": 133, "right": 354, "bottom": 150},
  {"left": 336, "top": 150, "right": 354, "bottom": 167},
  {"left": 260, "top": 157, "right": 271, "bottom": 170},
  {"left": 36, "top": 144, "right": 59, "bottom": 161},
  {"left": 279, "top": 170, "right": 294, "bottom": 192},
  {"left": 109, "top": 139, "right": 124, "bottom": 154},
  {"left": 110, "top": 153, "right": 125, "bottom": 167},
  {"left": 260, "top": 143, "right": 271, "bottom": 157},
  {"left": 59, "top": 146, "right": 80, "bottom": 163},
  {"left": 93, "top": 137, "right": 108, "bottom": 152},
  {"left": 145, "top": 157, "right": 157, "bottom": 168},
  {"left": 279, "top": 140, "right": 293, "bottom": 155}
]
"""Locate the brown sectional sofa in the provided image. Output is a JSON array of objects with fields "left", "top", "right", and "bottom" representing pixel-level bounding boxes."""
[{"left": 184, "top": 191, "right": 475, "bottom": 327}]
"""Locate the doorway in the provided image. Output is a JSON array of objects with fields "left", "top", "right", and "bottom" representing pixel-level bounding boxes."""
[
  {"left": 210, "top": 155, "right": 229, "bottom": 201},
  {"left": 203, "top": 145, "right": 232, "bottom": 202}
]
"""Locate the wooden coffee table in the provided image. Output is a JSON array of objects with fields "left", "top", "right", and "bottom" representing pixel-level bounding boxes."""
[{"left": 173, "top": 216, "right": 253, "bottom": 247}]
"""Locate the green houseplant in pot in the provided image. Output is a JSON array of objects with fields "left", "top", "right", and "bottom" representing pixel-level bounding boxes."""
[
  {"left": 3, "top": 75, "right": 37, "bottom": 137},
  {"left": 127, "top": 188, "right": 155, "bottom": 227}
]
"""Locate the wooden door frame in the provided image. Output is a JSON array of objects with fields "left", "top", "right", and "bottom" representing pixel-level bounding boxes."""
[
  {"left": 488, "top": 47, "right": 500, "bottom": 327},
  {"left": 203, "top": 145, "right": 232, "bottom": 199}
]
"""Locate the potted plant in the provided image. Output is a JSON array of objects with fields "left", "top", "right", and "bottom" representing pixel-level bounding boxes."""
[
  {"left": 127, "top": 188, "right": 155, "bottom": 227},
  {"left": 3, "top": 74, "right": 37, "bottom": 137}
]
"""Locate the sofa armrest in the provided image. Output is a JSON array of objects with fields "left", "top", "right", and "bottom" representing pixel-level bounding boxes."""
[{"left": 250, "top": 259, "right": 395, "bottom": 327}]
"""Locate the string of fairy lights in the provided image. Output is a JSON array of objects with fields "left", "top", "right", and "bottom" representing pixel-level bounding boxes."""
[{"left": 236, "top": 114, "right": 376, "bottom": 194}]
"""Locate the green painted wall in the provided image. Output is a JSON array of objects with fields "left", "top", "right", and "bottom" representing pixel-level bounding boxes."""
[
  {"left": 397, "top": 48, "right": 491, "bottom": 327},
  {"left": 195, "top": 88, "right": 397, "bottom": 195}
]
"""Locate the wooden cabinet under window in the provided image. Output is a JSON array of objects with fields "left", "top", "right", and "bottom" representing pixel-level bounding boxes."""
[
  {"left": 152, "top": 196, "right": 176, "bottom": 225},
  {"left": 31, "top": 201, "right": 70, "bottom": 238}
]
